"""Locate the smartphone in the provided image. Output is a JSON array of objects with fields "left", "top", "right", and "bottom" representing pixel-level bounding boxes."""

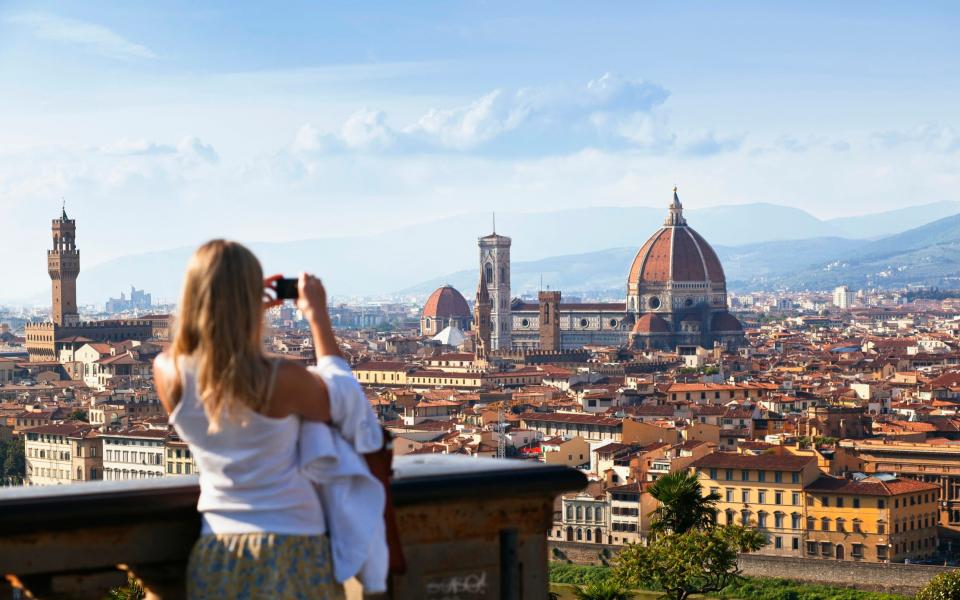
[{"left": 274, "top": 278, "right": 299, "bottom": 300}]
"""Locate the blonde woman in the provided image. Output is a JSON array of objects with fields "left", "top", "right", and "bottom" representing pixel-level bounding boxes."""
[{"left": 153, "top": 240, "right": 344, "bottom": 599}]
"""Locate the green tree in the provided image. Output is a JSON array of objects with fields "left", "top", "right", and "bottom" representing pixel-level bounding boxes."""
[
  {"left": 648, "top": 470, "right": 720, "bottom": 537},
  {"left": 614, "top": 525, "right": 766, "bottom": 600},
  {"left": 67, "top": 408, "right": 88, "bottom": 422},
  {"left": 917, "top": 569, "right": 960, "bottom": 600},
  {"left": 3, "top": 438, "right": 25, "bottom": 484},
  {"left": 573, "top": 579, "right": 634, "bottom": 600}
]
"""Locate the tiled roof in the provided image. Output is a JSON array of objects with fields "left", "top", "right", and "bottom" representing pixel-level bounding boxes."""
[
  {"left": 805, "top": 475, "right": 939, "bottom": 496},
  {"left": 520, "top": 412, "right": 622, "bottom": 427},
  {"left": 691, "top": 452, "right": 816, "bottom": 471},
  {"left": 422, "top": 286, "right": 470, "bottom": 319}
]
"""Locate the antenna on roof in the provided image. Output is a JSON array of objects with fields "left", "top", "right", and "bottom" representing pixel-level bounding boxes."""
[{"left": 492, "top": 211, "right": 496, "bottom": 234}]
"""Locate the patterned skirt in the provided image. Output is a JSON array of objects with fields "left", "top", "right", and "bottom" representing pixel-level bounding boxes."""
[{"left": 187, "top": 533, "right": 345, "bottom": 600}]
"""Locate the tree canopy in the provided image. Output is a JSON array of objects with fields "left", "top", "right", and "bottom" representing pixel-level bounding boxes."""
[{"left": 614, "top": 525, "right": 766, "bottom": 600}]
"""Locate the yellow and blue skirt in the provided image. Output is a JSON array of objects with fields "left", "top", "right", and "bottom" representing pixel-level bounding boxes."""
[{"left": 187, "top": 533, "right": 344, "bottom": 599}]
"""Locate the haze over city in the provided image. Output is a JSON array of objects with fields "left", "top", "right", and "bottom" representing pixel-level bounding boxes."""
[{"left": 1, "top": 1, "right": 959, "bottom": 301}]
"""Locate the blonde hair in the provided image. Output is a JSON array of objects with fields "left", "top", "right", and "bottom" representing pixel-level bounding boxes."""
[{"left": 170, "top": 240, "right": 271, "bottom": 430}]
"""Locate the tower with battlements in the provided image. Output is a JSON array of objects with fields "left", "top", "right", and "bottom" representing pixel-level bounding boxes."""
[{"left": 48, "top": 206, "right": 80, "bottom": 326}]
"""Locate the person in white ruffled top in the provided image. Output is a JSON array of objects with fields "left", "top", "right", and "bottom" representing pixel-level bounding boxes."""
[{"left": 154, "top": 239, "right": 371, "bottom": 599}]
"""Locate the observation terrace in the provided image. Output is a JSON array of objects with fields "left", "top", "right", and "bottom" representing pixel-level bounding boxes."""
[{"left": 0, "top": 455, "right": 585, "bottom": 600}]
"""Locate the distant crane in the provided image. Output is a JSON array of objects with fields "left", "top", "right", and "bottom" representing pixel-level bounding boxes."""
[{"left": 496, "top": 404, "right": 506, "bottom": 459}]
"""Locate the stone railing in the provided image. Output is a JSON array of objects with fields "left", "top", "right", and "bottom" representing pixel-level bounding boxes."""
[{"left": 0, "top": 455, "right": 586, "bottom": 599}]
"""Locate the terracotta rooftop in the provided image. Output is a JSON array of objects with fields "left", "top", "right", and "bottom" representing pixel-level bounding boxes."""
[{"left": 691, "top": 452, "right": 816, "bottom": 471}]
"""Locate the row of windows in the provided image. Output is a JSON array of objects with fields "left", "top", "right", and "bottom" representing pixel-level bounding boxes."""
[
  {"left": 106, "top": 449, "right": 163, "bottom": 465},
  {"left": 167, "top": 448, "right": 193, "bottom": 459},
  {"left": 103, "top": 468, "right": 163, "bottom": 480},
  {"left": 29, "top": 448, "right": 69, "bottom": 460},
  {"left": 565, "top": 505, "right": 604, "bottom": 522},
  {"left": 167, "top": 462, "right": 194, "bottom": 474},
  {"left": 723, "top": 510, "right": 802, "bottom": 529},
  {"left": 104, "top": 438, "right": 163, "bottom": 447},
  {"left": 707, "top": 468, "right": 800, "bottom": 484},
  {"left": 714, "top": 487, "right": 801, "bottom": 506}
]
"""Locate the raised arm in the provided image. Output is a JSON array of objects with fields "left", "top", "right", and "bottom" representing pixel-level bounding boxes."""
[{"left": 297, "top": 272, "right": 342, "bottom": 359}]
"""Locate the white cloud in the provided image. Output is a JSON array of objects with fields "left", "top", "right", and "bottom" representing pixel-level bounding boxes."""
[
  {"left": 872, "top": 123, "right": 960, "bottom": 153},
  {"left": 100, "top": 138, "right": 175, "bottom": 156},
  {"left": 340, "top": 109, "right": 395, "bottom": 150},
  {"left": 407, "top": 90, "right": 531, "bottom": 149},
  {"left": 285, "top": 73, "right": 703, "bottom": 156},
  {"left": 4, "top": 12, "right": 156, "bottom": 60},
  {"left": 177, "top": 136, "right": 219, "bottom": 164}
]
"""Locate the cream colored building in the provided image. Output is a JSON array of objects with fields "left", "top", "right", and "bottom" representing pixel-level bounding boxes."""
[
  {"left": 102, "top": 428, "right": 167, "bottom": 480},
  {"left": 24, "top": 423, "right": 94, "bottom": 485}
]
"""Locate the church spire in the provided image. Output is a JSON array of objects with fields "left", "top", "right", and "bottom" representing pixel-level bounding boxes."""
[{"left": 664, "top": 185, "right": 686, "bottom": 226}]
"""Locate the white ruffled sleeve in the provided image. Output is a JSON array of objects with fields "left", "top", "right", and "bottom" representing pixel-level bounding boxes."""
[{"left": 308, "top": 356, "right": 383, "bottom": 454}]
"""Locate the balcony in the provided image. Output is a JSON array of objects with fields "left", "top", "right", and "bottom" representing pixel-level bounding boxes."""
[{"left": 0, "top": 455, "right": 585, "bottom": 599}]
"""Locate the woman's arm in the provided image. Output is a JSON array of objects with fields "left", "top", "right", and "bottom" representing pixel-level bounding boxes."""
[
  {"left": 153, "top": 352, "right": 179, "bottom": 414},
  {"left": 297, "top": 273, "right": 342, "bottom": 359}
]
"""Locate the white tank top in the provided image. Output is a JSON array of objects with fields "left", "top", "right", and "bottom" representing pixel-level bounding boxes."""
[{"left": 169, "top": 356, "right": 325, "bottom": 535}]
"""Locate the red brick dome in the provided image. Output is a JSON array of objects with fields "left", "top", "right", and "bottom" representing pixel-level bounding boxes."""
[
  {"left": 627, "top": 190, "right": 725, "bottom": 287},
  {"left": 423, "top": 285, "right": 470, "bottom": 319},
  {"left": 632, "top": 313, "right": 671, "bottom": 334}
]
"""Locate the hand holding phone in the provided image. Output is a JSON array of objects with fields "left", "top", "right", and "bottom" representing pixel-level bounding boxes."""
[{"left": 264, "top": 275, "right": 298, "bottom": 308}]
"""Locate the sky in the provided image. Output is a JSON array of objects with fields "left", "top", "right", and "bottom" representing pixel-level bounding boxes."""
[{"left": 1, "top": 1, "right": 959, "bottom": 299}]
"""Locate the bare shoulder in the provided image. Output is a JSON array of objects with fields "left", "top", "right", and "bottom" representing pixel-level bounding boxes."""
[
  {"left": 153, "top": 351, "right": 179, "bottom": 413},
  {"left": 270, "top": 359, "right": 330, "bottom": 421}
]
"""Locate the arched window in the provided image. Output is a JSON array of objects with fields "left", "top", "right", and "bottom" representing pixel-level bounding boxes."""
[
  {"left": 566, "top": 527, "right": 574, "bottom": 541},
  {"left": 576, "top": 506, "right": 582, "bottom": 520},
  {"left": 485, "top": 263, "right": 494, "bottom": 284},
  {"left": 836, "top": 518, "right": 846, "bottom": 533},
  {"left": 566, "top": 505, "right": 573, "bottom": 520},
  {"left": 585, "top": 507, "right": 593, "bottom": 521},
  {"left": 821, "top": 517, "right": 831, "bottom": 532},
  {"left": 595, "top": 507, "right": 603, "bottom": 521},
  {"left": 757, "top": 512, "right": 768, "bottom": 528},
  {"left": 586, "top": 529, "right": 592, "bottom": 542},
  {"left": 774, "top": 512, "right": 784, "bottom": 528},
  {"left": 741, "top": 510, "right": 750, "bottom": 526},
  {"left": 792, "top": 513, "right": 801, "bottom": 529},
  {"left": 726, "top": 510, "right": 735, "bottom": 525},
  {"left": 576, "top": 528, "right": 583, "bottom": 541}
]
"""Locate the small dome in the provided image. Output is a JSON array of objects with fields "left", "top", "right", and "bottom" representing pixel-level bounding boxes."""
[
  {"left": 711, "top": 312, "right": 743, "bottom": 332},
  {"left": 632, "top": 313, "right": 671, "bottom": 334},
  {"left": 423, "top": 285, "right": 470, "bottom": 319}
]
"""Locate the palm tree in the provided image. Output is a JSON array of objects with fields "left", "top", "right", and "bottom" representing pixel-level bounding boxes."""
[
  {"left": 648, "top": 470, "right": 719, "bottom": 537},
  {"left": 573, "top": 580, "right": 634, "bottom": 600}
]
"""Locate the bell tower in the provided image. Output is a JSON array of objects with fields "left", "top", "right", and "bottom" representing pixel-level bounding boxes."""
[
  {"left": 472, "top": 268, "right": 492, "bottom": 359},
  {"left": 478, "top": 223, "right": 512, "bottom": 351},
  {"left": 48, "top": 203, "right": 80, "bottom": 326}
]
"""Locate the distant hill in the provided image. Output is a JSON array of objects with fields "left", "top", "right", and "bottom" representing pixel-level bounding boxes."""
[
  {"left": 826, "top": 201, "right": 960, "bottom": 239},
  {"left": 45, "top": 200, "right": 958, "bottom": 305},
  {"left": 763, "top": 213, "right": 960, "bottom": 290}
]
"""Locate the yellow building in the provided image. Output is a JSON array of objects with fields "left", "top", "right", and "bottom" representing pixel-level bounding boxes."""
[
  {"left": 692, "top": 452, "right": 821, "bottom": 557},
  {"left": 804, "top": 475, "right": 939, "bottom": 563}
]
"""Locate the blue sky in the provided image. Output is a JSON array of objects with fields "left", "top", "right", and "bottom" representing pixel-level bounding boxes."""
[{"left": 1, "top": 1, "right": 959, "bottom": 298}]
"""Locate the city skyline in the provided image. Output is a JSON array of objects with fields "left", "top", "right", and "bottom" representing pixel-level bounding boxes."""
[{"left": 1, "top": 2, "right": 959, "bottom": 298}]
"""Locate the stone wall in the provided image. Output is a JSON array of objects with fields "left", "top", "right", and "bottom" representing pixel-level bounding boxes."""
[
  {"left": 550, "top": 541, "right": 955, "bottom": 595},
  {"left": 737, "top": 554, "right": 953, "bottom": 595},
  {"left": 548, "top": 541, "right": 620, "bottom": 566}
]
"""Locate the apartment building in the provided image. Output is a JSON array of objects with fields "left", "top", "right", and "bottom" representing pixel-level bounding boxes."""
[
  {"left": 164, "top": 432, "right": 198, "bottom": 476},
  {"left": 692, "top": 453, "right": 819, "bottom": 558},
  {"left": 101, "top": 428, "right": 167, "bottom": 480},
  {"left": 24, "top": 423, "right": 94, "bottom": 485},
  {"left": 804, "top": 474, "right": 939, "bottom": 563}
]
